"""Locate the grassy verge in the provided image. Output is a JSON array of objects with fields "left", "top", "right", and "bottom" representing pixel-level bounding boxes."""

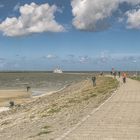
[
  {"left": 39, "top": 76, "right": 119, "bottom": 117},
  {"left": 130, "top": 76, "right": 140, "bottom": 81},
  {"left": 34, "top": 76, "right": 119, "bottom": 138}
]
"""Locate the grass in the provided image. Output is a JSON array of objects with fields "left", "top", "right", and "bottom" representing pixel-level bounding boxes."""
[
  {"left": 43, "top": 125, "right": 51, "bottom": 129},
  {"left": 37, "top": 131, "right": 52, "bottom": 136},
  {"left": 89, "top": 93, "right": 97, "bottom": 97},
  {"left": 36, "top": 125, "right": 52, "bottom": 136},
  {"left": 1, "top": 120, "right": 11, "bottom": 126},
  {"left": 39, "top": 106, "right": 61, "bottom": 118},
  {"left": 67, "top": 98, "right": 81, "bottom": 104},
  {"left": 47, "top": 107, "right": 61, "bottom": 114},
  {"left": 30, "top": 76, "right": 119, "bottom": 138},
  {"left": 39, "top": 76, "right": 119, "bottom": 118},
  {"left": 130, "top": 76, "right": 140, "bottom": 81},
  {"left": 66, "top": 77, "right": 118, "bottom": 104},
  {"left": 86, "top": 77, "right": 118, "bottom": 97},
  {"left": 40, "top": 113, "right": 48, "bottom": 118}
]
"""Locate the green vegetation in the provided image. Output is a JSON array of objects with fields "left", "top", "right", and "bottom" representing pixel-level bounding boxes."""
[
  {"left": 42, "top": 125, "right": 51, "bottom": 129},
  {"left": 29, "top": 125, "right": 52, "bottom": 138},
  {"left": 130, "top": 76, "right": 140, "bottom": 81},
  {"left": 68, "top": 98, "right": 81, "bottom": 104},
  {"left": 47, "top": 107, "right": 61, "bottom": 114},
  {"left": 34, "top": 125, "right": 52, "bottom": 137},
  {"left": 66, "top": 77, "right": 118, "bottom": 105},
  {"left": 39, "top": 76, "right": 119, "bottom": 118},
  {"left": 37, "top": 130, "right": 52, "bottom": 136}
]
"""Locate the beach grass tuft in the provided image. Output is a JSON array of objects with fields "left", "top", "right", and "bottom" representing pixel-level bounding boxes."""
[
  {"left": 37, "top": 130, "right": 52, "bottom": 136},
  {"left": 47, "top": 107, "right": 61, "bottom": 114}
]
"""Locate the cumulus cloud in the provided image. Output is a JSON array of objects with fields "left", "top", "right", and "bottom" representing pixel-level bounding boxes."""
[
  {"left": 126, "top": 9, "right": 140, "bottom": 29},
  {"left": 13, "top": 2, "right": 20, "bottom": 11},
  {"left": 71, "top": 0, "right": 119, "bottom": 31},
  {"left": 71, "top": 0, "right": 140, "bottom": 31},
  {"left": 0, "top": 2, "right": 65, "bottom": 36}
]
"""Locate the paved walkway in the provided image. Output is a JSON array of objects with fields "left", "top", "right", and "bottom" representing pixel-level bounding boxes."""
[{"left": 58, "top": 78, "right": 140, "bottom": 140}]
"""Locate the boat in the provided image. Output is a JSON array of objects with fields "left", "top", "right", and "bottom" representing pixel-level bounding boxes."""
[{"left": 53, "top": 68, "right": 63, "bottom": 73}]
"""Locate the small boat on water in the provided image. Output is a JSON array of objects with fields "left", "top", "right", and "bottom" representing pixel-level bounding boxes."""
[{"left": 53, "top": 68, "right": 63, "bottom": 73}]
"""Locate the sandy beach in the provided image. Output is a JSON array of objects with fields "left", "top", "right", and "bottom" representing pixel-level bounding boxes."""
[
  {"left": 0, "top": 89, "right": 31, "bottom": 107},
  {"left": 0, "top": 72, "right": 94, "bottom": 107}
]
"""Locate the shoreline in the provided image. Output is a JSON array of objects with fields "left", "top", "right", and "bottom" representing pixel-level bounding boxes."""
[
  {"left": 32, "top": 85, "right": 68, "bottom": 98},
  {"left": 0, "top": 85, "right": 68, "bottom": 112}
]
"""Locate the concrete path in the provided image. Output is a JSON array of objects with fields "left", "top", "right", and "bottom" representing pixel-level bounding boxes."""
[{"left": 58, "top": 78, "right": 140, "bottom": 140}]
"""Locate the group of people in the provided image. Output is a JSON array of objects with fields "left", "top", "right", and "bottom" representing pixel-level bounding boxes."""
[
  {"left": 91, "top": 69, "right": 127, "bottom": 87},
  {"left": 111, "top": 69, "right": 127, "bottom": 83}
]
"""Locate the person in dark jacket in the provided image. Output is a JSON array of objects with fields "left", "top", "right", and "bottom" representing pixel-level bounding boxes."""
[
  {"left": 118, "top": 71, "right": 121, "bottom": 78},
  {"left": 92, "top": 76, "right": 96, "bottom": 86}
]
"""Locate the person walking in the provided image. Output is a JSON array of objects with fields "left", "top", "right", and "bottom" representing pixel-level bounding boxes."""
[
  {"left": 113, "top": 71, "right": 117, "bottom": 79},
  {"left": 92, "top": 76, "right": 96, "bottom": 86},
  {"left": 118, "top": 71, "right": 121, "bottom": 78},
  {"left": 122, "top": 72, "right": 127, "bottom": 83}
]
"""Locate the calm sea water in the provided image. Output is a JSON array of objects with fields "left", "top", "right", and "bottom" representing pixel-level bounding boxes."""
[
  {"left": 0, "top": 72, "right": 96, "bottom": 96},
  {"left": 0, "top": 71, "right": 138, "bottom": 96}
]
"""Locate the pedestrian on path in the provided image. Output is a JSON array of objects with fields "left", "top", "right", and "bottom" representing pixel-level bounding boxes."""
[{"left": 122, "top": 72, "right": 127, "bottom": 83}]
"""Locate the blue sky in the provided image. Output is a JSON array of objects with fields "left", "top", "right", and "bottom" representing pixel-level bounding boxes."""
[{"left": 0, "top": 0, "right": 140, "bottom": 71}]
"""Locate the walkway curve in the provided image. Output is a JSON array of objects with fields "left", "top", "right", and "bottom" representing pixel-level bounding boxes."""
[{"left": 57, "top": 78, "right": 140, "bottom": 140}]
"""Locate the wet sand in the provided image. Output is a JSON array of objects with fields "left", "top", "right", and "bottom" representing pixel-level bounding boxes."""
[{"left": 0, "top": 89, "right": 31, "bottom": 107}]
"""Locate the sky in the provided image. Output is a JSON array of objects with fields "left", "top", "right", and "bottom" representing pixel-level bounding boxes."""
[{"left": 0, "top": 0, "right": 140, "bottom": 71}]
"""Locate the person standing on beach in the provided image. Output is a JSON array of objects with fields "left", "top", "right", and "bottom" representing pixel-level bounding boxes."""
[
  {"left": 92, "top": 76, "right": 96, "bottom": 86},
  {"left": 122, "top": 72, "right": 127, "bottom": 83},
  {"left": 27, "top": 86, "right": 31, "bottom": 92}
]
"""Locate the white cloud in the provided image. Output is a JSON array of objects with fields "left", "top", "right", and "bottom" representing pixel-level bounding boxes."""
[
  {"left": 79, "top": 56, "right": 90, "bottom": 63},
  {"left": 71, "top": 0, "right": 140, "bottom": 31},
  {"left": 126, "top": 9, "right": 140, "bottom": 29},
  {"left": 0, "top": 2, "right": 65, "bottom": 37},
  {"left": 13, "top": 2, "right": 20, "bottom": 11},
  {"left": 47, "top": 54, "right": 57, "bottom": 59},
  {"left": 71, "top": 0, "right": 119, "bottom": 31},
  {"left": 43, "top": 54, "right": 58, "bottom": 59}
]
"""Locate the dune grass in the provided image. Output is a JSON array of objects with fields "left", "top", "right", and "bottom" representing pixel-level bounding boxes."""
[
  {"left": 37, "top": 125, "right": 52, "bottom": 136},
  {"left": 39, "top": 76, "right": 119, "bottom": 117},
  {"left": 130, "top": 76, "right": 140, "bottom": 81}
]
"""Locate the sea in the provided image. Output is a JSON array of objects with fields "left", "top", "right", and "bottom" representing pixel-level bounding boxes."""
[
  {"left": 0, "top": 71, "right": 138, "bottom": 96},
  {"left": 0, "top": 72, "right": 97, "bottom": 96}
]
